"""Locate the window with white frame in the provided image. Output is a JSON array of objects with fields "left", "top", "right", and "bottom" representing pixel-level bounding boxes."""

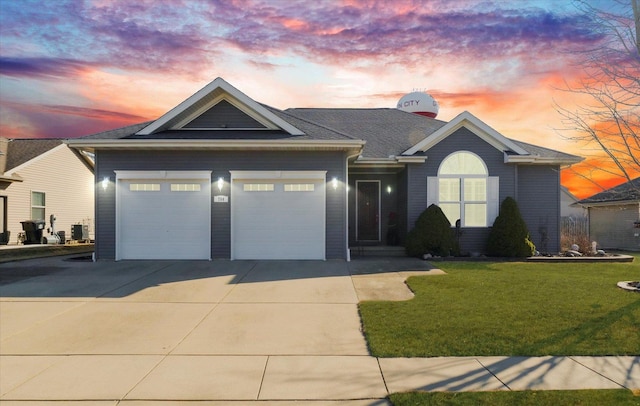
[
  {"left": 428, "top": 151, "right": 499, "bottom": 227},
  {"left": 31, "top": 191, "right": 45, "bottom": 220}
]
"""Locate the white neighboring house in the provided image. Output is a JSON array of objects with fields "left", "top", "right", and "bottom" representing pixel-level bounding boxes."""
[{"left": 0, "top": 137, "right": 94, "bottom": 245}]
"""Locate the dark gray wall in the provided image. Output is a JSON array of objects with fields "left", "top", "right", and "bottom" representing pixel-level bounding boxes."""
[
  {"left": 517, "top": 164, "right": 561, "bottom": 253},
  {"left": 95, "top": 149, "right": 347, "bottom": 260}
]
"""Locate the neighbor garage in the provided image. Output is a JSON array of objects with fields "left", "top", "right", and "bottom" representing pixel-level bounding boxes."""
[{"left": 116, "top": 171, "right": 211, "bottom": 260}]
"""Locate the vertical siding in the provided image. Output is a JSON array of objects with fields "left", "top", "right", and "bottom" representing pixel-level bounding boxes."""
[
  {"left": 2, "top": 145, "right": 94, "bottom": 244},
  {"left": 95, "top": 149, "right": 346, "bottom": 260},
  {"left": 517, "top": 165, "right": 561, "bottom": 253},
  {"left": 589, "top": 204, "right": 640, "bottom": 250},
  {"left": 406, "top": 128, "right": 516, "bottom": 254}
]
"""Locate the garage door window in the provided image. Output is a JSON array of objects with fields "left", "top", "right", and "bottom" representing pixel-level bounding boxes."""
[
  {"left": 129, "top": 183, "right": 160, "bottom": 192},
  {"left": 284, "top": 183, "right": 315, "bottom": 192},
  {"left": 171, "top": 183, "right": 201, "bottom": 192},
  {"left": 243, "top": 183, "right": 274, "bottom": 192}
]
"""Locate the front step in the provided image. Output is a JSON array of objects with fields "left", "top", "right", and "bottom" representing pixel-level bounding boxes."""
[{"left": 350, "top": 245, "right": 406, "bottom": 257}]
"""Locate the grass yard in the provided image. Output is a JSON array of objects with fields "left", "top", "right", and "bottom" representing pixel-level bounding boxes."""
[
  {"left": 389, "top": 389, "right": 640, "bottom": 405},
  {"left": 359, "top": 255, "right": 640, "bottom": 357}
]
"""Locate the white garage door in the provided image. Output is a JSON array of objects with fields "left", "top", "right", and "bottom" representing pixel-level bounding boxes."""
[
  {"left": 116, "top": 171, "right": 211, "bottom": 260},
  {"left": 231, "top": 171, "right": 326, "bottom": 260}
]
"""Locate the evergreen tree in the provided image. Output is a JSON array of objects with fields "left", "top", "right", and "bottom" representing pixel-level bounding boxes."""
[
  {"left": 487, "top": 197, "right": 536, "bottom": 257},
  {"left": 405, "top": 204, "right": 457, "bottom": 257}
]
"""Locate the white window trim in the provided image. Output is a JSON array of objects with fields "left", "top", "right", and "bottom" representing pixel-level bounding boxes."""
[
  {"left": 428, "top": 151, "right": 499, "bottom": 227},
  {"left": 31, "top": 190, "right": 46, "bottom": 220}
]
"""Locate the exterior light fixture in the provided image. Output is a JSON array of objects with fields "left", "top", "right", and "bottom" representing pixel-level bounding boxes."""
[
  {"left": 217, "top": 177, "right": 224, "bottom": 191},
  {"left": 101, "top": 177, "right": 109, "bottom": 190},
  {"left": 332, "top": 177, "right": 338, "bottom": 190},
  {"left": 387, "top": 185, "right": 392, "bottom": 194}
]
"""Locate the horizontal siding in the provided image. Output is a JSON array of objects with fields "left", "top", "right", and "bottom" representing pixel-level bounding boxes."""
[
  {"left": 184, "top": 100, "right": 267, "bottom": 129},
  {"left": 517, "top": 165, "right": 561, "bottom": 253},
  {"left": 589, "top": 204, "right": 640, "bottom": 250},
  {"left": 96, "top": 150, "right": 346, "bottom": 260},
  {"left": 2, "top": 145, "right": 94, "bottom": 244}
]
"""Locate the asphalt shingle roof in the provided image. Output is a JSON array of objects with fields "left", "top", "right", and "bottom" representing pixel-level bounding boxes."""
[
  {"left": 4, "top": 139, "right": 63, "bottom": 172},
  {"left": 74, "top": 105, "right": 579, "bottom": 163},
  {"left": 577, "top": 177, "right": 640, "bottom": 204},
  {"left": 284, "top": 108, "right": 448, "bottom": 157}
]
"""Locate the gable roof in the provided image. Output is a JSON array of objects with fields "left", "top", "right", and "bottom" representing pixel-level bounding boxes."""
[
  {"left": 67, "top": 77, "right": 581, "bottom": 165},
  {"left": 4, "top": 138, "right": 63, "bottom": 172},
  {"left": 135, "top": 77, "right": 304, "bottom": 136},
  {"left": 577, "top": 177, "right": 640, "bottom": 206}
]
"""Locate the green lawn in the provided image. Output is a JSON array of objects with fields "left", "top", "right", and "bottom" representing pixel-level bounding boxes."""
[
  {"left": 389, "top": 389, "right": 640, "bottom": 405},
  {"left": 359, "top": 255, "right": 640, "bottom": 357}
]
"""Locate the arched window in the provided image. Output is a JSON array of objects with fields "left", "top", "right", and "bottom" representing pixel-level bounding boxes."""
[{"left": 428, "top": 151, "right": 498, "bottom": 227}]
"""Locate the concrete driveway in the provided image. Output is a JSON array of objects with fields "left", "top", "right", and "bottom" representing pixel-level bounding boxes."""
[
  {"left": 2, "top": 255, "right": 638, "bottom": 404},
  {"left": 0, "top": 255, "right": 436, "bottom": 404}
]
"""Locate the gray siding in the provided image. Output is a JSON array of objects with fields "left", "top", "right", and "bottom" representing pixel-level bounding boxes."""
[
  {"left": 95, "top": 150, "right": 346, "bottom": 260},
  {"left": 406, "top": 128, "right": 516, "bottom": 254},
  {"left": 184, "top": 100, "right": 266, "bottom": 128},
  {"left": 517, "top": 165, "right": 561, "bottom": 253},
  {"left": 589, "top": 203, "right": 640, "bottom": 250}
]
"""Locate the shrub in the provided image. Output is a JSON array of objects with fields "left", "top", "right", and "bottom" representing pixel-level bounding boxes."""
[
  {"left": 405, "top": 204, "right": 458, "bottom": 257},
  {"left": 487, "top": 197, "right": 536, "bottom": 257}
]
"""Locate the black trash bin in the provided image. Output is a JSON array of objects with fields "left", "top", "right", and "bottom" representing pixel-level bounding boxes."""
[{"left": 20, "top": 220, "right": 45, "bottom": 244}]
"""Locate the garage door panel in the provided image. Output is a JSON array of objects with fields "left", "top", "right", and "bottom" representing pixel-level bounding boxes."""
[
  {"left": 118, "top": 178, "right": 211, "bottom": 260},
  {"left": 232, "top": 175, "right": 326, "bottom": 260}
]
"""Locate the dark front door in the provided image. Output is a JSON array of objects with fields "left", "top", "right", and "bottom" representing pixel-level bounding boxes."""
[{"left": 357, "top": 181, "right": 380, "bottom": 241}]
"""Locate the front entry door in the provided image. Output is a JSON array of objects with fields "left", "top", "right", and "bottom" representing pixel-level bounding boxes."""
[{"left": 357, "top": 181, "right": 380, "bottom": 241}]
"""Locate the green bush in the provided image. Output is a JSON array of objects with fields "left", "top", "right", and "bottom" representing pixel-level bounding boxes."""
[
  {"left": 487, "top": 197, "right": 536, "bottom": 257},
  {"left": 405, "top": 204, "right": 458, "bottom": 257}
]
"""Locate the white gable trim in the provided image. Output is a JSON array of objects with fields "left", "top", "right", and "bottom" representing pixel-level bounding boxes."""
[
  {"left": 5, "top": 143, "right": 66, "bottom": 176},
  {"left": 136, "top": 77, "right": 304, "bottom": 136},
  {"left": 402, "top": 111, "right": 529, "bottom": 156}
]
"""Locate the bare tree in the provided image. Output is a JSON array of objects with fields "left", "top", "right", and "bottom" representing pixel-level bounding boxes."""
[{"left": 556, "top": 0, "right": 640, "bottom": 193}]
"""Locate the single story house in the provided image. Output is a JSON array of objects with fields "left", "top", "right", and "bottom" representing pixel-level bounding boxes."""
[
  {"left": 576, "top": 177, "right": 640, "bottom": 251},
  {"left": 0, "top": 137, "right": 94, "bottom": 244},
  {"left": 67, "top": 77, "right": 582, "bottom": 260}
]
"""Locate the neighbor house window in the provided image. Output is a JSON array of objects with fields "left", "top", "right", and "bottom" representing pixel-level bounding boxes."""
[
  {"left": 31, "top": 191, "right": 45, "bottom": 220},
  {"left": 428, "top": 151, "right": 499, "bottom": 227}
]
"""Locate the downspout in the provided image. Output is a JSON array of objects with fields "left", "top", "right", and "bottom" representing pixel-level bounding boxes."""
[{"left": 345, "top": 151, "right": 361, "bottom": 261}]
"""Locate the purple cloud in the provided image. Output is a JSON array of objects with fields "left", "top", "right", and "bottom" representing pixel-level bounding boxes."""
[{"left": 0, "top": 57, "right": 92, "bottom": 79}]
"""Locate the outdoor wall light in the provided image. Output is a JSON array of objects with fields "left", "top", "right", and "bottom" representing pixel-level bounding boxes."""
[
  {"left": 217, "top": 177, "right": 224, "bottom": 192},
  {"left": 331, "top": 177, "right": 338, "bottom": 190},
  {"left": 101, "top": 176, "right": 109, "bottom": 191},
  {"left": 386, "top": 185, "right": 392, "bottom": 194}
]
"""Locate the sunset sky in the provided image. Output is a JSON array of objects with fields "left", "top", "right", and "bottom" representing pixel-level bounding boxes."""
[{"left": 0, "top": 0, "right": 637, "bottom": 199}]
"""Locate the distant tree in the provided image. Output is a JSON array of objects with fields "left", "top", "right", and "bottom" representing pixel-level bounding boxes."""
[
  {"left": 405, "top": 204, "right": 457, "bottom": 257},
  {"left": 556, "top": 0, "right": 639, "bottom": 195},
  {"left": 487, "top": 197, "right": 536, "bottom": 257}
]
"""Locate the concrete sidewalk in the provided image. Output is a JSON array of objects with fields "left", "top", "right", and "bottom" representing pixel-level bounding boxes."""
[{"left": 0, "top": 256, "right": 638, "bottom": 403}]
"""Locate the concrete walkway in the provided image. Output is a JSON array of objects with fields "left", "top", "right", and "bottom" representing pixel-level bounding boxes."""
[{"left": 0, "top": 256, "right": 638, "bottom": 404}]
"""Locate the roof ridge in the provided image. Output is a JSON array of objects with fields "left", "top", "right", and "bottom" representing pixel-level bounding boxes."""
[{"left": 264, "top": 105, "right": 360, "bottom": 141}]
